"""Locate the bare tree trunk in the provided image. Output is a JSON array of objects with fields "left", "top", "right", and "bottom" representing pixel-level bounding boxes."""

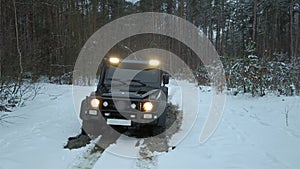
[
  {"left": 12, "top": 0, "right": 23, "bottom": 97},
  {"left": 12, "top": 0, "right": 23, "bottom": 78},
  {"left": 290, "top": 0, "right": 294, "bottom": 57},
  {"left": 273, "top": 2, "right": 279, "bottom": 52},
  {"left": 209, "top": 7, "right": 213, "bottom": 42},
  {"left": 232, "top": 28, "right": 236, "bottom": 58},
  {"left": 92, "top": 0, "right": 98, "bottom": 33},
  {"left": 294, "top": 8, "right": 299, "bottom": 57},
  {"left": 0, "top": 48, "right": 2, "bottom": 80},
  {"left": 253, "top": 0, "right": 257, "bottom": 43},
  {"left": 0, "top": 1, "right": 2, "bottom": 80},
  {"left": 220, "top": 0, "right": 225, "bottom": 56},
  {"left": 216, "top": 19, "right": 220, "bottom": 53}
]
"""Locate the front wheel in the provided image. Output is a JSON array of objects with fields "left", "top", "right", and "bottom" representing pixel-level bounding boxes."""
[
  {"left": 152, "top": 125, "right": 166, "bottom": 137},
  {"left": 152, "top": 112, "right": 167, "bottom": 137},
  {"left": 82, "top": 120, "right": 104, "bottom": 137}
]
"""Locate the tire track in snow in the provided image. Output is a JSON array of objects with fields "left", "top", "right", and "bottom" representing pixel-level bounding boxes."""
[
  {"left": 68, "top": 129, "right": 122, "bottom": 169},
  {"left": 136, "top": 156, "right": 158, "bottom": 169},
  {"left": 135, "top": 138, "right": 168, "bottom": 169},
  {"left": 69, "top": 143, "right": 104, "bottom": 169},
  {"left": 67, "top": 103, "right": 182, "bottom": 169},
  {"left": 265, "top": 152, "right": 291, "bottom": 169},
  {"left": 135, "top": 103, "right": 182, "bottom": 169}
]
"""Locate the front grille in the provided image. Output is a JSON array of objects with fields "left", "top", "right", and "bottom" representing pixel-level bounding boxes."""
[
  {"left": 101, "top": 99, "right": 116, "bottom": 110},
  {"left": 102, "top": 111, "right": 127, "bottom": 119},
  {"left": 101, "top": 98, "right": 139, "bottom": 112}
]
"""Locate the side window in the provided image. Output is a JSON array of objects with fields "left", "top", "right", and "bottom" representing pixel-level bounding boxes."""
[{"left": 96, "top": 60, "right": 106, "bottom": 85}]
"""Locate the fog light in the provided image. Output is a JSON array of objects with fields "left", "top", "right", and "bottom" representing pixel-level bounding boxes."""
[
  {"left": 89, "top": 110, "right": 98, "bottom": 115},
  {"left": 103, "top": 101, "right": 108, "bottom": 107},
  {"left": 130, "top": 114, "right": 136, "bottom": 118},
  {"left": 104, "top": 113, "right": 110, "bottom": 116},
  {"left": 144, "top": 114, "right": 152, "bottom": 119},
  {"left": 154, "top": 115, "right": 158, "bottom": 119},
  {"left": 131, "top": 103, "right": 137, "bottom": 109}
]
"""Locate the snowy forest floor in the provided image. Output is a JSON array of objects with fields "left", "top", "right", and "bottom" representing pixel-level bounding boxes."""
[{"left": 0, "top": 80, "right": 300, "bottom": 169}]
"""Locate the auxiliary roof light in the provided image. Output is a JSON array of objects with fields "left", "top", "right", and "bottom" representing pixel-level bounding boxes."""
[
  {"left": 149, "top": 59, "right": 160, "bottom": 66},
  {"left": 109, "top": 57, "right": 120, "bottom": 64}
]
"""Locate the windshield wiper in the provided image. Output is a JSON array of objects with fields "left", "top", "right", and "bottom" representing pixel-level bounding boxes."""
[
  {"left": 128, "top": 80, "right": 157, "bottom": 89},
  {"left": 106, "top": 78, "right": 127, "bottom": 85},
  {"left": 127, "top": 79, "right": 147, "bottom": 86}
]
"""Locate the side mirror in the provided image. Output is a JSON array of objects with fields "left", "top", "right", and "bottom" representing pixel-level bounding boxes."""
[{"left": 163, "top": 74, "right": 170, "bottom": 85}]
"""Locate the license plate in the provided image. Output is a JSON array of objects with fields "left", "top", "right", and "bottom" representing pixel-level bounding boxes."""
[{"left": 107, "top": 119, "right": 131, "bottom": 126}]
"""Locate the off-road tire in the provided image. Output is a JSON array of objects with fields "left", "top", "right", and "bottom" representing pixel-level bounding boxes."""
[{"left": 82, "top": 120, "right": 103, "bottom": 137}]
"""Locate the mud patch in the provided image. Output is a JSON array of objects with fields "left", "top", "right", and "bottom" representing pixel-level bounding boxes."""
[
  {"left": 136, "top": 155, "right": 158, "bottom": 169},
  {"left": 65, "top": 103, "right": 182, "bottom": 169},
  {"left": 140, "top": 103, "right": 182, "bottom": 153},
  {"left": 165, "top": 103, "right": 183, "bottom": 138},
  {"left": 136, "top": 103, "right": 182, "bottom": 168},
  {"left": 142, "top": 137, "right": 169, "bottom": 154},
  {"left": 64, "top": 133, "right": 91, "bottom": 149},
  {"left": 143, "top": 103, "right": 182, "bottom": 153},
  {"left": 66, "top": 127, "right": 122, "bottom": 169},
  {"left": 69, "top": 142, "right": 105, "bottom": 169}
]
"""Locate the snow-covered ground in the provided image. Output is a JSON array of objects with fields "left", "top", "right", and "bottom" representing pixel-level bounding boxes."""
[{"left": 0, "top": 80, "right": 300, "bottom": 169}]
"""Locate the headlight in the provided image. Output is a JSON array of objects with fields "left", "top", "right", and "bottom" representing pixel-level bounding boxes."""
[
  {"left": 90, "top": 98, "right": 101, "bottom": 108},
  {"left": 142, "top": 102, "right": 154, "bottom": 112}
]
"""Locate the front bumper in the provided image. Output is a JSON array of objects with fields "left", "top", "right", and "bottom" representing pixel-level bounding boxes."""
[
  {"left": 79, "top": 94, "right": 167, "bottom": 127},
  {"left": 81, "top": 108, "right": 160, "bottom": 126}
]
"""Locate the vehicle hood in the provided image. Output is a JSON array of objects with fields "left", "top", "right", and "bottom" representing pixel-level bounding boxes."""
[{"left": 101, "top": 89, "right": 160, "bottom": 99}]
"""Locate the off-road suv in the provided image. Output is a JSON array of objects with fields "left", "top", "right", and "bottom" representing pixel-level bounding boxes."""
[{"left": 79, "top": 57, "right": 169, "bottom": 136}]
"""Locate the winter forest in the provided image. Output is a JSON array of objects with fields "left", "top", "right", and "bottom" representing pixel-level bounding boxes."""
[
  {"left": 1, "top": 1, "right": 300, "bottom": 168},
  {"left": 1, "top": 0, "right": 300, "bottom": 110}
]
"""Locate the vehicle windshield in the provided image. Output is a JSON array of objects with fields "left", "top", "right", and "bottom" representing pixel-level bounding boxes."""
[{"left": 103, "top": 66, "right": 160, "bottom": 86}]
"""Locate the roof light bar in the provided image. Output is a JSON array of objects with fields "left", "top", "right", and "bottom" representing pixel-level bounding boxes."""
[
  {"left": 109, "top": 57, "right": 120, "bottom": 64},
  {"left": 149, "top": 59, "right": 160, "bottom": 66}
]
